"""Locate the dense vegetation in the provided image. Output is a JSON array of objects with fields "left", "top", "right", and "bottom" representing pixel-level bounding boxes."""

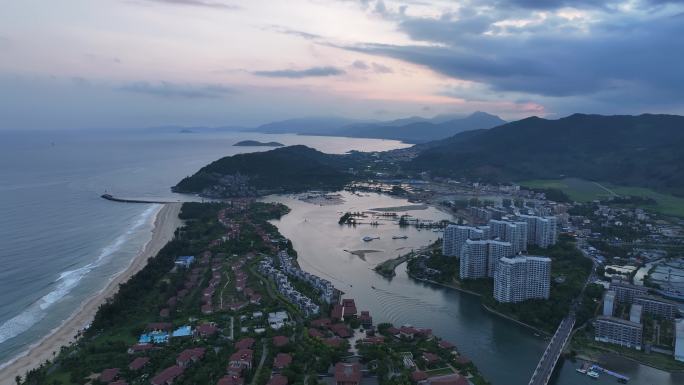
[
  {"left": 409, "top": 114, "right": 684, "bottom": 196},
  {"left": 174, "top": 145, "right": 356, "bottom": 197}
]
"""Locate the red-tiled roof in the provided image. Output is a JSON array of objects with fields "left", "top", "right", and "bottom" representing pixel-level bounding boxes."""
[
  {"left": 151, "top": 365, "right": 184, "bottom": 385},
  {"left": 411, "top": 371, "right": 428, "bottom": 382},
  {"left": 422, "top": 352, "right": 441, "bottom": 364},
  {"left": 331, "top": 304, "right": 343, "bottom": 320},
  {"left": 330, "top": 323, "right": 352, "bottom": 338},
  {"left": 272, "top": 335, "right": 289, "bottom": 347},
  {"left": 428, "top": 375, "right": 469, "bottom": 385},
  {"left": 177, "top": 347, "right": 206, "bottom": 366},
  {"left": 235, "top": 337, "right": 255, "bottom": 350},
  {"left": 267, "top": 375, "right": 288, "bottom": 385},
  {"left": 129, "top": 357, "right": 150, "bottom": 371},
  {"left": 308, "top": 328, "right": 324, "bottom": 338},
  {"left": 310, "top": 318, "right": 331, "bottom": 328},
  {"left": 217, "top": 376, "right": 245, "bottom": 385},
  {"left": 229, "top": 349, "right": 254, "bottom": 364},
  {"left": 197, "top": 323, "right": 218, "bottom": 337},
  {"left": 147, "top": 322, "right": 172, "bottom": 331},
  {"left": 99, "top": 368, "right": 119, "bottom": 383},
  {"left": 323, "top": 337, "right": 343, "bottom": 348},
  {"left": 273, "top": 353, "right": 292, "bottom": 369},
  {"left": 334, "top": 362, "right": 361, "bottom": 384},
  {"left": 438, "top": 340, "right": 455, "bottom": 350}
]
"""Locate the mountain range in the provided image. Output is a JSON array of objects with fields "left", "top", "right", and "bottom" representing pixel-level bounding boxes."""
[
  {"left": 250, "top": 112, "right": 506, "bottom": 143},
  {"left": 409, "top": 113, "right": 684, "bottom": 195}
]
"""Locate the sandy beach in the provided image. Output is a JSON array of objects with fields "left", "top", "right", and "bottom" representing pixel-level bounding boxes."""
[{"left": 0, "top": 203, "right": 183, "bottom": 385}]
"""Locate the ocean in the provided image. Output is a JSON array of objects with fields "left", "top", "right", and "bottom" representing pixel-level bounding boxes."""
[{"left": 0, "top": 129, "right": 409, "bottom": 367}]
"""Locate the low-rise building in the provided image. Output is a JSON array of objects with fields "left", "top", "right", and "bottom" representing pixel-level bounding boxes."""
[
  {"left": 334, "top": 363, "right": 361, "bottom": 385},
  {"left": 609, "top": 279, "right": 648, "bottom": 304},
  {"left": 633, "top": 295, "right": 678, "bottom": 320},
  {"left": 675, "top": 319, "right": 684, "bottom": 362},
  {"left": 594, "top": 316, "right": 643, "bottom": 350}
]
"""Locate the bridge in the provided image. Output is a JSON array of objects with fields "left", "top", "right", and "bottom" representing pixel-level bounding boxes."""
[{"left": 528, "top": 312, "right": 576, "bottom": 385}]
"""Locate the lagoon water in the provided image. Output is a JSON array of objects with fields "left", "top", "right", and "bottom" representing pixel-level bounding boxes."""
[
  {"left": 0, "top": 129, "right": 408, "bottom": 368},
  {"left": 264, "top": 192, "right": 684, "bottom": 385},
  {"left": 0, "top": 130, "right": 679, "bottom": 385}
]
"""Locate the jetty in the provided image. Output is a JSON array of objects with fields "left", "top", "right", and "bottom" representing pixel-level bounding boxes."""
[
  {"left": 589, "top": 364, "right": 630, "bottom": 382},
  {"left": 101, "top": 194, "right": 181, "bottom": 204}
]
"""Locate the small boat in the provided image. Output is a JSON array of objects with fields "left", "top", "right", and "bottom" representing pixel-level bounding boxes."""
[
  {"left": 587, "top": 370, "right": 599, "bottom": 379},
  {"left": 392, "top": 235, "right": 408, "bottom": 239},
  {"left": 371, "top": 286, "right": 376, "bottom": 289},
  {"left": 576, "top": 368, "right": 587, "bottom": 374},
  {"left": 363, "top": 236, "right": 379, "bottom": 242}
]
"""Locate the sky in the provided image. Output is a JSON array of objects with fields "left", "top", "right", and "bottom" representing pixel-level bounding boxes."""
[{"left": 1, "top": 0, "right": 683, "bottom": 129}]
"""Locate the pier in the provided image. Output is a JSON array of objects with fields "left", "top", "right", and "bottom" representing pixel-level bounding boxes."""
[{"left": 590, "top": 364, "right": 630, "bottom": 382}]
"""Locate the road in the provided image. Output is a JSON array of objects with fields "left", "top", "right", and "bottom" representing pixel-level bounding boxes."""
[{"left": 527, "top": 313, "right": 576, "bottom": 385}]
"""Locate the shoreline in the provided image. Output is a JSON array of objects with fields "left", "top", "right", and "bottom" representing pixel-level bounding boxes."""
[
  {"left": 0, "top": 203, "right": 183, "bottom": 385},
  {"left": 408, "top": 272, "right": 551, "bottom": 336}
]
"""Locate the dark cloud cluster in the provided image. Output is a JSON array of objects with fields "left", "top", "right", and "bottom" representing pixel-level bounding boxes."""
[
  {"left": 121, "top": 81, "right": 236, "bottom": 98},
  {"left": 252, "top": 66, "right": 345, "bottom": 78},
  {"left": 338, "top": 0, "right": 684, "bottom": 113}
]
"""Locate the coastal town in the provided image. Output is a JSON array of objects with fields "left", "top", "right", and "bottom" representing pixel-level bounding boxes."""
[{"left": 16, "top": 201, "right": 487, "bottom": 385}]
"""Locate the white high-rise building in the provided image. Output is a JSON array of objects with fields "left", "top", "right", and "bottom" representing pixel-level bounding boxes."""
[
  {"left": 442, "top": 225, "right": 486, "bottom": 257},
  {"left": 518, "top": 215, "right": 557, "bottom": 248},
  {"left": 675, "top": 319, "right": 684, "bottom": 362},
  {"left": 460, "top": 239, "right": 514, "bottom": 279},
  {"left": 460, "top": 240, "right": 489, "bottom": 279},
  {"left": 603, "top": 290, "right": 616, "bottom": 316},
  {"left": 488, "top": 219, "right": 528, "bottom": 254},
  {"left": 494, "top": 255, "right": 551, "bottom": 303}
]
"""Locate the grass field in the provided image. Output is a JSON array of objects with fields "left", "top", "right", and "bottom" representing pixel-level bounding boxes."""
[{"left": 520, "top": 178, "right": 684, "bottom": 217}]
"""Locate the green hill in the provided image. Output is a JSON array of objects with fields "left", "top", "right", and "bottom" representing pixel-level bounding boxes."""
[
  {"left": 173, "top": 145, "right": 354, "bottom": 197},
  {"left": 409, "top": 113, "right": 684, "bottom": 196}
]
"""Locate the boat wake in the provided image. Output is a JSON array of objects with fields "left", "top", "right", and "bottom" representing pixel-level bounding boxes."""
[{"left": 0, "top": 205, "right": 159, "bottom": 345}]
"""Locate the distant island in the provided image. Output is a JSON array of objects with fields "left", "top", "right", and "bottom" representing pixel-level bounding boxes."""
[{"left": 233, "top": 140, "right": 284, "bottom": 147}]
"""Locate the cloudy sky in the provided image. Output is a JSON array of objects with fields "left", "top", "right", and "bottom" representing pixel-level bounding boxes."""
[{"left": 1, "top": 0, "right": 683, "bottom": 129}]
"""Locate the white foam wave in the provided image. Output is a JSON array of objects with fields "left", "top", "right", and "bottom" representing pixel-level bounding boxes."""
[{"left": 0, "top": 205, "right": 159, "bottom": 344}]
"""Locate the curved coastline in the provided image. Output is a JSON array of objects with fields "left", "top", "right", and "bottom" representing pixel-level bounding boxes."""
[{"left": 0, "top": 203, "right": 183, "bottom": 385}]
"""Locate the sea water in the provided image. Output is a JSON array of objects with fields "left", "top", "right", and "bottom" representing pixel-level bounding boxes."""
[{"left": 0, "top": 129, "right": 408, "bottom": 367}]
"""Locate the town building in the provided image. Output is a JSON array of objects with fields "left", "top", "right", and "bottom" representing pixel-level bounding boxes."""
[
  {"left": 334, "top": 363, "right": 361, "bottom": 385},
  {"left": 459, "top": 239, "right": 513, "bottom": 279},
  {"left": 603, "top": 290, "right": 616, "bottom": 316},
  {"left": 675, "top": 319, "right": 684, "bottom": 362},
  {"left": 493, "top": 255, "right": 551, "bottom": 303},
  {"left": 518, "top": 215, "right": 558, "bottom": 248},
  {"left": 442, "top": 225, "right": 488, "bottom": 257},
  {"left": 488, "top": 219, "right": 528, "bottom": 254},
  {"left": 594, "top": 316, "right": 643, "bottom": 350},
  {"left": 609, "top": 280, "right": 648, "bottom": 304},
  {"left": 633, "top": 295, "right": 678, "bottom": 320},
  {"left": 629, "top": 304, "right": 642, "bottom": 324}
]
